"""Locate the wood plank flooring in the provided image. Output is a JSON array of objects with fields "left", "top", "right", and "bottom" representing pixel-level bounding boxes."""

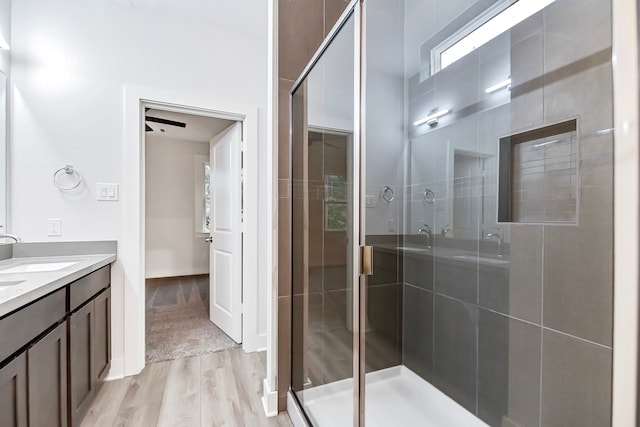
[{"left": 81, "top": 349, "right": 293, "bottom": 427}]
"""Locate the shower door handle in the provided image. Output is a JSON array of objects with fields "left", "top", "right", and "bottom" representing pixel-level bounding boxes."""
[{"left": 361, "top": 246, "right": 373, "bottom": 276}]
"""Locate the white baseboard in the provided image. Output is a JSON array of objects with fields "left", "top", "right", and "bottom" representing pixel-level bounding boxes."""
[
  {"left": 262, "top": 378, "right": 279, "bottom": 417},
  {"left": 105, "top": 357, "right": 125, "bottom": 381},
  {"left": 145, "top": 268, "right": 209, "bottom": 279},
  {"left": 256, "top": 332, "right": 268, "bottom": 352}
]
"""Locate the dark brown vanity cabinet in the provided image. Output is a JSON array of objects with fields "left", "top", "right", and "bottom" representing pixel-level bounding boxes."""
[
  {"left": 27, "top": 322, "right": 68, "bottom": 427},
  {"left": 68, "top": 266, "right": 111, "bottom": 427},
  {"left": 68, "top": 288, "right": 111, "bottom": 426},
  {"left": 0, "top": 287, "right": 66, "bottom": 427},
  {"left": 69, "top": 302, "right": 94, "bottom": 426},
  {"left": 0, "top": 353, "right": 28, "bottom": 427},
  {"left": 93, "top": 288, "right": 111, "bottom": 382},
  {"left": 0, "top": 264, "right": 112, "bottom": 427}
]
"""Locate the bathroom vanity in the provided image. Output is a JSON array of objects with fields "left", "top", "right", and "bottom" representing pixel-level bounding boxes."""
[{"left": 0, "top": 242, "right": 116, "bottom": 427}]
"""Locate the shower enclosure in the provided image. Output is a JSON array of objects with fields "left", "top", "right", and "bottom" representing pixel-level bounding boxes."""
[{"left": 290, "top": 0, "right": 615, "bottom": 425}]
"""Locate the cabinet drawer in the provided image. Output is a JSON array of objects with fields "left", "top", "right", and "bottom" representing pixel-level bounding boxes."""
[
  {"left": 69, "top": 266, "right": 110, "bottom": 312},
  {"left": 0, "top": 288, "right": 66, "bottom": 364}
]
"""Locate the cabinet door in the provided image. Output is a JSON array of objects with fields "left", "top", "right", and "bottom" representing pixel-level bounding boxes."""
[
  {"left": 93, "top": 288, "right": 111, "bottom": 383},
  {"left": 0, "top": 353, "right": 28, "bottom": 427},
  {"left": 69, "top": 302, "right": 94, "bottom": 427},
  {"left": 27, "top": 322, "right": 68, "bottom": 427}
]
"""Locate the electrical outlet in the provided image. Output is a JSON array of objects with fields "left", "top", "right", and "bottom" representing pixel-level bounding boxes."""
[{"left": 48, "top": 218, "right": 61, "bottom": 236}]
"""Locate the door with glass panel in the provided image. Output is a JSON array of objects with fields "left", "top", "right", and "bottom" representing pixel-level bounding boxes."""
[{"left": 289, "top": 9, "right": 359, "bottom": 427}]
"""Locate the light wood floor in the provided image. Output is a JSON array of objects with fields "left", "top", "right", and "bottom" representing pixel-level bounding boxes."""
[{"left": 81, "top": 349, "right": 293, "bottom": 427}]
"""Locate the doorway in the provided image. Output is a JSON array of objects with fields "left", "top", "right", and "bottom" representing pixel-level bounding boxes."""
[
  {"left": 143, "top": 108, "right": 241, "bottom": 363},
  {"left": 121, "top": 89, "right": 266, "bottom": 378}
]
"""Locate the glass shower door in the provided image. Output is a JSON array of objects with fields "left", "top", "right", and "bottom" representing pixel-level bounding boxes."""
[
  {"left": 290, "top": 10, "right": 359, "bottom": 427},
  {"left": 361, "top": 0, "right": 615, "bottom": 426}
]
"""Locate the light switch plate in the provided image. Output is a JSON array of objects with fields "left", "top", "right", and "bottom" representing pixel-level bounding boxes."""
[
  {"left": 366, "top": 195, "right": 376, "bottom": 208},
  {"left": 97, "top": 183, "right": 119, "bottom": 201}
]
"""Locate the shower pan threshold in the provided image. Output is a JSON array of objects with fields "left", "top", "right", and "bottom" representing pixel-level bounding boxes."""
[{"left": 293, "top": 365, "right": 488, "bottom": 427}]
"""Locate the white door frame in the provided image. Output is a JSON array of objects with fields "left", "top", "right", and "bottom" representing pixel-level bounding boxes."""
[{"left": 123, "top": 85, "right": 262, "bottom": 376}]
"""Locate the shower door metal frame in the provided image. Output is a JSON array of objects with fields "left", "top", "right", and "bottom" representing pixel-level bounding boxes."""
[{"left": 288, "top": 1, "right": 365, "bottom": 426}]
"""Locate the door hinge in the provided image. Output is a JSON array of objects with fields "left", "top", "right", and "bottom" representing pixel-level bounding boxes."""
[{"left": 360, "top": 246, "right": 373, "bottom": 276}]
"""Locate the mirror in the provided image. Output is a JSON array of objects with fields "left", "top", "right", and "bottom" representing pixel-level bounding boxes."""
[
  {"left": 0, "top": 71, "right": 6, "bottom": 233},
  {"left": 408, "top": 16, "right": 513, "bottom": 243}
]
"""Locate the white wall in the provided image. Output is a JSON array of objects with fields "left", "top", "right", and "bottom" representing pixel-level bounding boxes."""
[
  {"left": 0, "top": 0, "right": 10, "bottom": 74},
  {"left": 9, "top": 0, "right": 268, "bottom": 376},
  {"left": 145, "top": 135, "right": 209, "bottom": 279}
]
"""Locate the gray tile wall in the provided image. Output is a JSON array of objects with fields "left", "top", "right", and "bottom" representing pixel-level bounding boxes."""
[
  {"left": 280, "top": 0, "right": 614, "bottom": 422},
  {"left": 401, "top": 0, "right": 614, "bottom": 426}
]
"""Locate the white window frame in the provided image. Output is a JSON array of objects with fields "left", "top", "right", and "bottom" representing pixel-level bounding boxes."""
[
  {"left": 194, "top": 154, "right": 210, "bottom": 234},
  {"left": 324, "top": 174, "right": 347, "bottom": 231},
  {"left": 430, "top": 0, "right": 556, "bottom": 75}
]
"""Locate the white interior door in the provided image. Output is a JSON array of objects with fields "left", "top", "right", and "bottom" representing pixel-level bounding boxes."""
[{"left": 209, "top": 122, "right": 242, "bottom": 343}]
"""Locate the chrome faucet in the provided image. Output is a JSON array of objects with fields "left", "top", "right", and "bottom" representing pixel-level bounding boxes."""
[
  {"left": 484, "top": 227, "right": 504, "bottom": 258},
  {"left": 418, "top": 223, "right": 432, "bottom": 249},
  {"left": 0, "top": 234, "right": 21, "bottom": 243}
]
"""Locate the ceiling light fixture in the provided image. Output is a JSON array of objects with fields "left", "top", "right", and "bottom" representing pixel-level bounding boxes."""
[
  {"left": 440, "top": 0, "right": 556, "bottom": 70},
  {"left": 0, "top": 35, "right": 9, "bottom": 50},
  {"left": 413, "top": 109, "right": 450, "bottom": 127},
  {"left": 596, "top": 128, "right": 614, "bottom": 136},
  {"left": 533, "top": 139, "right": 560, "bottom": 148},
  {"left": 485, "top": 78, "right": 512, "bottom": 93}
]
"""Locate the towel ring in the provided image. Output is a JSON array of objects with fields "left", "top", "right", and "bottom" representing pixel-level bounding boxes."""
[
  {"left": 423, "top": 189, "right": 435, "bottom": 204},
  {"left": 53, "top": 165, "right": 82, "bottom": 191},
  {"left": 382, "top": 186, "right": 394, "bottom": 202}
]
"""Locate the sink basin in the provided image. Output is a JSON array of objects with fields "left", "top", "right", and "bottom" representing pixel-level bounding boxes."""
[
  {"left": 0, "top": 280, "right": 24, "bottom": 288},
  {"left": 0, "top": 261, "right": 78, "bottom": 274},
  {"left": 453, "top": 255, "right": 509, "bottom": 265},
  {"left": 0, "top": 280, "right": 25, "bottom": 296}
]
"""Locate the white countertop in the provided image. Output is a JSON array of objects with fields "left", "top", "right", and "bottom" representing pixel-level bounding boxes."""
[{"left": 0, "top": 253, "right": 116, "bottom": 317}]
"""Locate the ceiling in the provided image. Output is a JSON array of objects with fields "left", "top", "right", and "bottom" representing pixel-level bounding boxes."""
[
  {"left": 145, "top": 108, "right": 235, "bottom": 143},
  {"left": 110, "top": 0, "right": 267, "bottom": 38}
]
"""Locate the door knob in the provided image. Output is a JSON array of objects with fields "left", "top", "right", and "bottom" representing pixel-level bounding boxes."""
[{"left": 205, "top": 236, "right": 213, "bottom": 243}]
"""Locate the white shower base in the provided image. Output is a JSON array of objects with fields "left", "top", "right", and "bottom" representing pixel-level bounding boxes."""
[{"left": 292, "top": 365, "right": 488, "bottom": 427}]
